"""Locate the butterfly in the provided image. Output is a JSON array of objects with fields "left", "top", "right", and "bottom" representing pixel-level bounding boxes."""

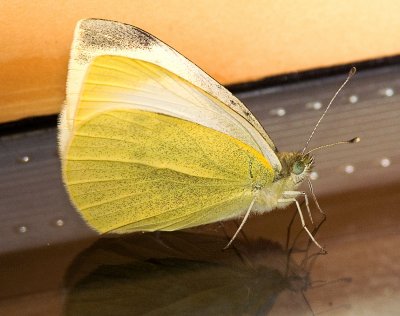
[{"left": 59, "top": 19, "right": 357, "bottom": 252}]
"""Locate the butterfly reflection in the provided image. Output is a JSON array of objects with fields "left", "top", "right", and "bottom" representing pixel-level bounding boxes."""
[{"left": 64, "top": 223, "right": 320, "bottom": 316}]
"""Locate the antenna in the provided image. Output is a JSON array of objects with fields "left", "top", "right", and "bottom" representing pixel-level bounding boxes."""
[
  {"left": 302, "top": 67, "right": 357, "bottom": 155},
  {"left": 305, "top": 137, "right": 360, "bottom": 155}
]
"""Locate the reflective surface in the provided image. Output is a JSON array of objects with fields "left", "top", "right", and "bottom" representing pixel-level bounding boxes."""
[
  {"left": 1, "top": 65, "right": 400, "bottom": 315},
  {"left": 64, "top": 231, "right": 317, "bottom": 315}
]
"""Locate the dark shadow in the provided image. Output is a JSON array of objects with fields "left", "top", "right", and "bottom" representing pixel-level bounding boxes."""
[{"left": 63, "top": 219, "right": 325, "bottom": 316}]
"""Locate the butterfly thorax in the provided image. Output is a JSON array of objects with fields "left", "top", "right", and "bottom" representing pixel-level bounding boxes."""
[{"left": 251, "top": 152, "right": 314, "bottom": 213}]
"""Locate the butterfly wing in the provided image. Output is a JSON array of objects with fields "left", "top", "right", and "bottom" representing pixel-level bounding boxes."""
[
  {"left": 60, "top": 19, "right": 279, "bottom": 233},
  {"left": 59, "top": 18, "right": 280, "bottom": 171},
  {"left": 64, "top": 109, "right": 274, "bottom": 233}
]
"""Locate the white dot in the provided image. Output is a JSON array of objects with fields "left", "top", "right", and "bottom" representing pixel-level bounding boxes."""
[
  {"left": 18, "top": 226, "right": 28, "bottom": 233},
  {"left": 344, "top": 165, "right": 355, "bottom": 174},
  {"left": 349, "top": 95, "right": 358, "bottom": 103},
  {"left": 277, "top": 109, "right": 286, "bottom": 116},
  {"left": 270, "top": 107, "right": 286, "bottom": 117},
  {"left": 306, "top": 101, "right": 322, "bottom": 110},
  {"left": 382, "top": 88, "right": 394, "bottom": 97},
  {"left": 380, "top": 158, "right": 391, "bottom": 168},
  {"left": 55, "top": 219, "right": 64, "bottom": 227},
  {"left": 19, "top": 156, "right": 30, "bottom": 163},
  {"left": 312, "top": 102, "right": 322, "bottom": 110},
  {"left": 310, "top": 171, "right": 319, "bottom": 180}
]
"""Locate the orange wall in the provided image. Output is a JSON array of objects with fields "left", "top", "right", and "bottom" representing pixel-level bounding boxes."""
[{"left": 1, "top": 0, "right": 400, "bottom": 123}]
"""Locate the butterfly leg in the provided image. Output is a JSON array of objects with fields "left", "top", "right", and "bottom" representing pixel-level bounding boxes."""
[
  {"left": 223, "top": 195, "right": 258, "bottom": 250},
  {"left": 282, "top": 191, "right": 314, "bottom": 224},
  {"left": 307, "top": 179, "right": 326, "bottom": 216},
  {"left": 278, "top": 195, "right": 325, "bottom": 252}
]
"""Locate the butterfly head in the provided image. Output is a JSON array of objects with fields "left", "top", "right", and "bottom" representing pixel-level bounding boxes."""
[{"left": 275, "top": 152, "right": 314, "bottom": 187}]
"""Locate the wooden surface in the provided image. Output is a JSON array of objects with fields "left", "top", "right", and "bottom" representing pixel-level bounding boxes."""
[
  {"left": 1, "top": 185, "right": 399, "bottom": 315},
  {"left": 0, "top": 65, "right": 399, "bottom": 315},
  {"left": 2, "top": 1, "right": 400, "bottom": 123}
]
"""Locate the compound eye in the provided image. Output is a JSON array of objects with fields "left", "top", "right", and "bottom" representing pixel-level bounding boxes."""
[{"left": 292, "top": 161, "right": 305, "bottom": 175}]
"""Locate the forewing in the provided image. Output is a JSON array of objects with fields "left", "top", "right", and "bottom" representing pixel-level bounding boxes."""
[
  {"left": 60, "top": 55, "right": 279, "bottom": 170},
  {"left": 59, "top": 19, "right": 280, "bottom": 170}
]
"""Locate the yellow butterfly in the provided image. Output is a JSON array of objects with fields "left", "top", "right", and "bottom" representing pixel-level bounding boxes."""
[{"left": 59, "top": 19, "right": 357, "bottom": 251}]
